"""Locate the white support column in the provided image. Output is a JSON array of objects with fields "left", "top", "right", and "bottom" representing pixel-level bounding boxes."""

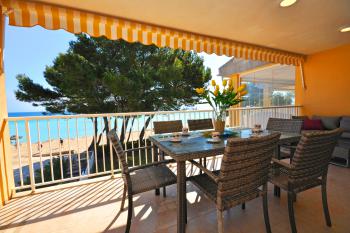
[{"left": 0, "top": 11, "right": 14, "bottom": 206}]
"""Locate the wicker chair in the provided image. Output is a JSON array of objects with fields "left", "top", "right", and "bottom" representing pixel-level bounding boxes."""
[
  {"left": 266, "top": 118, "right": 303, "bottom": 159},
  {"left": 188, "top": 119, "right": 213, "bottom": 131},
  {"left": 107, "top": 129, "right": 176, "bottom": 233},
  {"left": 153, "top": 120, "right": 183, "bottom": 194},
  {"left": 291, "top": 115, "right": 309, "bottom": 120},
  {"left": 153, "top": 120, "right": 183, "bottom": 134},
  {"left": 269, "top": 129, "right": 342, "bottom": 233},
  {"left": 189, "top": 132, "right": 281, "bottom": 233},
  {"left": 266, "top": 118, "right": 303, "bottom": 133},
  {"left": 188, "top": 119, "right": 214, "bottom": 170}
]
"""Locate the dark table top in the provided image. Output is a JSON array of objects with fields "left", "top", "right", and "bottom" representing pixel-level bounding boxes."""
[{"left": 149, "top": 128, "right": 301, "bottom": 162}]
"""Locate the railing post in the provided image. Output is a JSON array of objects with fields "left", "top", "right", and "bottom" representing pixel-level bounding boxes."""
[
  {"left": 108, "top": 116, "right": 114, "bottom": 178},
  {"left": 24, "top": 120, "right": 36, "bottom": 193}
]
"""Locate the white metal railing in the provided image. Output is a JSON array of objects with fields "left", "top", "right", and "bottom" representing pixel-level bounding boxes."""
[
  {"left": 228, "top": 105, "right": 302, "bottom": 129},
  {"left": 8, "top": 105, "right": 301, "bottom": 193}
]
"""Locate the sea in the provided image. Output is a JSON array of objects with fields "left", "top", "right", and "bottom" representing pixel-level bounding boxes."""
[
  {"left": 8, "top": 110, "right": 212, "bottom": 144},
  {"left": 8, "top": 112, "right": 93, "bottom": 144}
]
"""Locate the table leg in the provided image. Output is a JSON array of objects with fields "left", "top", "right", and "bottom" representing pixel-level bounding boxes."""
[
  {"left": 177, "top": 161, "right": 186, "bottom": 233},
  {"left": 274, "top": 145, "right": 281, "bottom": 197},
  {"left": 153, "top": 146, "right": 160, "bottom": 196}
]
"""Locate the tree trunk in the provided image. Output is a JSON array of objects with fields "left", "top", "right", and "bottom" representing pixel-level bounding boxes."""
[
  {"left": 126, "top": 117, "right": 136, "bottom": 143},
  {"left": 88, "top": 117, "right": 110, "bottom": 153},
  {"left": 119, "top": 116, "right": 130, "bottom": 144},
  {"left": 103, "top": 116, "right": 110, "bottom": 147},
  {"left": 88, "top": 117, "right": 98, "bottom": 151},
  {"left": 139, "top": 115, "right": 153, "bottom": 142}
]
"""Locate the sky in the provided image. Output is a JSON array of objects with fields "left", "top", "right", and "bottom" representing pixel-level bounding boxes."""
[{"left": 4, "top": 20, "right": 231, "bottom": 113}]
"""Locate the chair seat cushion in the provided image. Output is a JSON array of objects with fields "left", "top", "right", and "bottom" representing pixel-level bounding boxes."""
[
  {"left": 341, "top": 132, "right": 350, "bottom": 139},
  {"left": 189, "top": 172, "right": 262, "bottom": 211},
  {"left": 340, "top": 117, "right": 350, "bottom": 131},
  {"left": 269, "top": 172, "right": 322, "bottom": 193},
  {"left": 130, "top": 165, "right": 176, "bottom": 194},
  {"left": 337, "top": 138, "right": 350, "bottom": 149},
  {"left": 332, "top": 146, "right": 350, "bottom": 159}
]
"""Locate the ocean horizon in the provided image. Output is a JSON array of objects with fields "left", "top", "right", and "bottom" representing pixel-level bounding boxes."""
[
  {"left": 8, "top": 110, "right": 212, "bottom": 144},
  {"left": 9, "top": 111, "right": 49, "bottom": 117},
  {"left": 8, "top": 111, "right": 96, "bottom": 144}
]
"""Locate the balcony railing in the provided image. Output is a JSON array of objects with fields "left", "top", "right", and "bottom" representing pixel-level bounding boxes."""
[{"left": 7, "top": 105, "right": 301, "bottom": 194}]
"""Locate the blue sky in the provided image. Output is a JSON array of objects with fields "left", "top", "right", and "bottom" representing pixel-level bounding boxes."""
[{"left": 4, "top": 19, "right": 231, "bottom": 113}]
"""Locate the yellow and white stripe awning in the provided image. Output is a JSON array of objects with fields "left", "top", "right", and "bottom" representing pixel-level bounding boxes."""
[{"left": 1, "top": 0, "right": 306, "bottom": 65}]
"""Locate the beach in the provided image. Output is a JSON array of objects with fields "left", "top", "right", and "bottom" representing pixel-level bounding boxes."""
[{"left": 11, "top": 130, "right": 152, "bottom": 170}]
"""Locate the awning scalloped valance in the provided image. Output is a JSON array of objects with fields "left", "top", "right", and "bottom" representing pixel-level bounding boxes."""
[{"left": 1, "top": 0, "right": 306, "bottom": 66}]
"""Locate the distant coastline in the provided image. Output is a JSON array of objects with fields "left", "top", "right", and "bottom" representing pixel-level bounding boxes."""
[{"left": 8, "top": 111, "right": 47, "bottom": 117}]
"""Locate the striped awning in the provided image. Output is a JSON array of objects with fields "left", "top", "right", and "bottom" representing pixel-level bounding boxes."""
[{"left": 1, "top": 0, "right": 306, "bottom": 65}]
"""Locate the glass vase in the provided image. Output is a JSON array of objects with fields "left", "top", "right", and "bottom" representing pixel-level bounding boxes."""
[{"left": 213, "top": 109, "right": 226, "bottom": 133}]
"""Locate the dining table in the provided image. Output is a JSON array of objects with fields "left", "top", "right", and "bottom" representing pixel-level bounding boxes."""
[{"left": 149, "top": 128, "right": 301, "bottom": 233}]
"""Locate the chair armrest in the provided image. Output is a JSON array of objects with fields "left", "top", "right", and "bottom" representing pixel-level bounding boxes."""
[
  {"left": 189, "top": 160, "right": 220, "bottom": 183},
  {"left": 271, "top": 158, "right": 292, "bottom": 170},
  {"left": 128, "top": 159, "right": 175, "bottom": 173}
]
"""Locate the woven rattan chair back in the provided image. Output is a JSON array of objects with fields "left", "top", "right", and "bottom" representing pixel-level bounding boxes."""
[
  {"left": 153, "top": 120, "right": 183, "bottom": 134},
  {"left": 217, "top": 132, "right": 280, "bottom": 209},
  {"left": 266, "top": 118, "right": 303, "bottom": 133},
  {"left": 108, "top": 129, "right": 129, "bottom": 175},
  {"left": 290, "top": 129, "right": 342, "bottom": 184},
  {"left": 292, "top": 115, "right": 308, "bottom": 120},
  {"left": 188, "top": 119, "right": 213, "bottom": 131}
]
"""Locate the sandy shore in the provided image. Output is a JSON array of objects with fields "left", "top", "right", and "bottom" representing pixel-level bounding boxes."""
[
  {"left": 11, "top": 136, "right": 92, "bottom": 169},
  {"left": 11, "top": 130, "right": 153, "bottom": 169}
]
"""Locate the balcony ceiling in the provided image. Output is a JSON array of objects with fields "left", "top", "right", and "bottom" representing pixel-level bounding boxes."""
[{"left": 36, "top": 0, "right": 350, "bottom": 55}]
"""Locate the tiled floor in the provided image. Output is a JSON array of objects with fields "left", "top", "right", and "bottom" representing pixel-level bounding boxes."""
[{"left": 1, "top": 164, "right": 349, "bottom": 233}]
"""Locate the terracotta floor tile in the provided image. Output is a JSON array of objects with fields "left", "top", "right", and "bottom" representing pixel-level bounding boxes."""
[{"left": 0, "top": 165, "right": 349, "bottom": 233}]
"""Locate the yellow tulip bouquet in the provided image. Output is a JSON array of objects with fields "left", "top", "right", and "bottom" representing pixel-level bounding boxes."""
[{"left": 195, "top": 79, "right": 247, "bottom": 132}]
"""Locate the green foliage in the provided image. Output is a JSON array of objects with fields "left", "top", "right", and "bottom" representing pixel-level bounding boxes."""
[
  {"left": 15, "top": 34, "right": 211, "bottom": 114},
  {"left": 272, "top": 91, "right": 294, "bottom": 106},
  {"left": 241, "top": 83, "right": 262, "bottom": 107},
  {"left": 240, "top": 82, "right": 294, "bottom": 107},
  {"left": 24, "top": 157, "right": 68, "bottom": 185}
]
